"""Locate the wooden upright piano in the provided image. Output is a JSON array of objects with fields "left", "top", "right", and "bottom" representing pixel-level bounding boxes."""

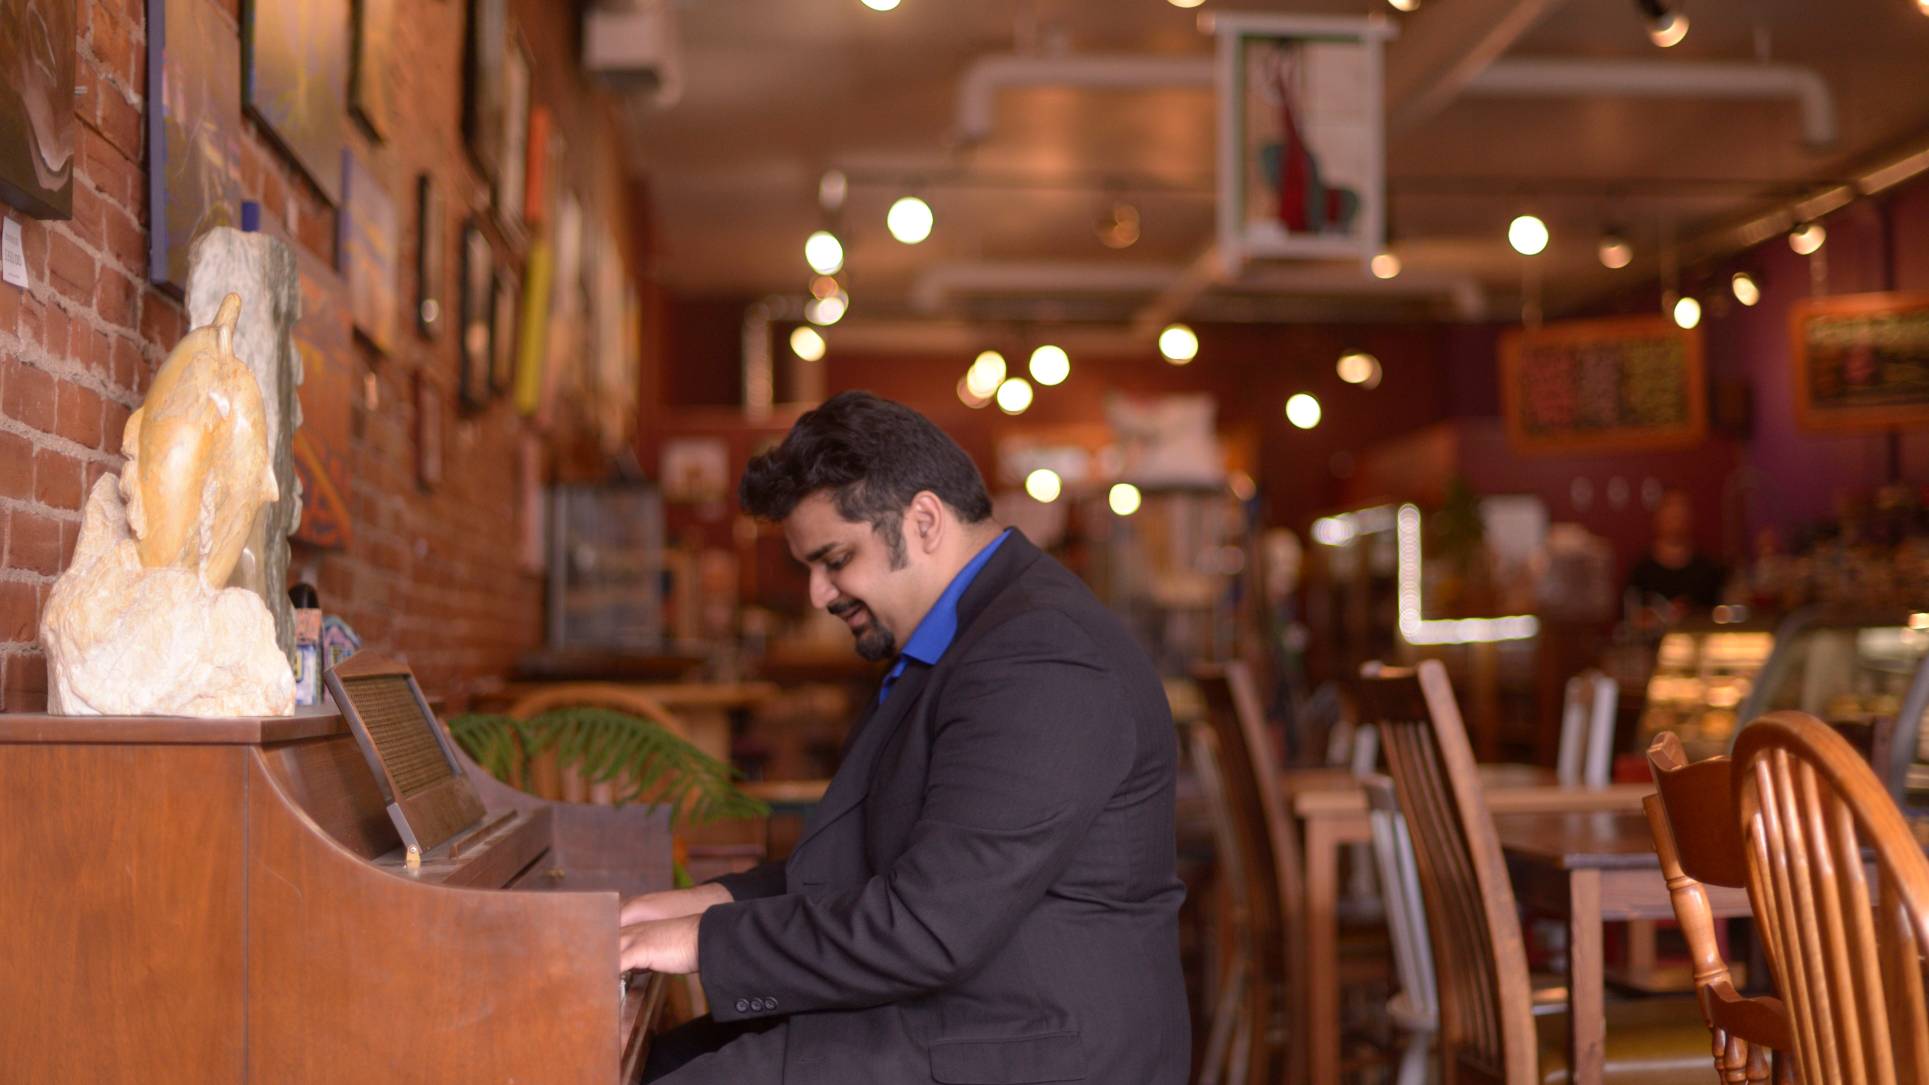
[{"left": 0, "top": 705, "right": 671, "bottom": 1083}]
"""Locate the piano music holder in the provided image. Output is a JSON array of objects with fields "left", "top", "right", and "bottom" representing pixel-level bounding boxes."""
[{"left": 325, "top": 650, "right": 487, "bottom": 859}]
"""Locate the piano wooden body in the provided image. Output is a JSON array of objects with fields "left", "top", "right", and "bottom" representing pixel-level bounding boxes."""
[{"left": 0, "top": 707, "right": 671, "bottom": 1083}]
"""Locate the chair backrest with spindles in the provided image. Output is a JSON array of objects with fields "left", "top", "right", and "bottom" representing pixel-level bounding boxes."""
[
  {"left": 1557, "top": 670, "right": 1618, "bottom": 788},
  {"left": 1645, "top": 731, "right": 1793, "bottom": 1083},
  {"left": 1193, "top": 661, "right": 1301, "bottom": 1084},
  {"left": 1731, "top": 711, "right": 1929, "bottom": 1085},
  {"left": 1356, "top": 660, "right": 1535, "bottom": 1085}
]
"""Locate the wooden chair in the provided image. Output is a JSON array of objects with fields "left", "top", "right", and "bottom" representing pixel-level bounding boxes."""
[
  {"left": 1363, "top": 772, "right": 1440, "bottom": 1085},
  {"left": 1644, "top": 731, "right": 1795, "bottom": 1083},
  {"left": 1186, "top": 722, "right": 1258, "bottom": 1085},
  {"left": 1730, "top": 711, "right": 1929, "bottom": 1084},
  {"left": 1556, "top": 670, "right": 1618, "bottom": 788},
  {"left": 1193, "top": 661, "right": 1302, "bottom": 1084},
  {"left": 1356, "top": 660, "right": 1711, "bottom": 1084}
]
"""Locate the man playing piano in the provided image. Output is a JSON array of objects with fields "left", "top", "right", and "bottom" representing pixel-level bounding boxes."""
[{"left": 618, "top": 391, "right": 1189, "bottom": 1083}]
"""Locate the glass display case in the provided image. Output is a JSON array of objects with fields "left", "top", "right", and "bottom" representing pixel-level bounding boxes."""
[
  {"left": 1735, "top": 611, "right": 1929, "bottom": 809},
  {"left": 1633, "top": 618, "right": 1780, "bottom": 761}
]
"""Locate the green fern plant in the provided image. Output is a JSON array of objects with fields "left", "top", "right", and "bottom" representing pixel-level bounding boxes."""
[{"left": 447, "top": 707, "right": 768, "bottom": 830}]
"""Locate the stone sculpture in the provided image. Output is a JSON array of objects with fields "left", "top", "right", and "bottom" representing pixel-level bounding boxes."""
[
  {"left": 41, "top": 293, "right": 295, "bottom": 717},
  {"left": 184, "top": 227, "right": 303, "bottom": 663}
]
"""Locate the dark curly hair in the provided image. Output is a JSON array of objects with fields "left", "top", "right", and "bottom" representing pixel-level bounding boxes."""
[{"left": 739, "top": 391, "right": 992, "bottom": 566}]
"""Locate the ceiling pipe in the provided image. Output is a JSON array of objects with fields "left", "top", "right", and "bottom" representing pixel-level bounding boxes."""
[
  {"left": 912, "top": 258, "right": 1487, "bottom": 320},
  {"left": 1465, "top": 58, "right": 1837, "bottom": 149},
  {"left": 954, "top": 54, "right": 1214, "bottom": 145}
]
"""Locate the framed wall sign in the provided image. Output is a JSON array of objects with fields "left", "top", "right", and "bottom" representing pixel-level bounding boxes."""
[
  {"left": 1499, "top": 314, "right": 1707, "bottom": 456},
  {"left": 1790, "top": 291, "right": 1929, "bottom": 433},
  {"left": 0, "top": 0, "right": 76, "bottom": 218},
  {"left": 147, "top": 0, "right": 241, "bottom": 290}
]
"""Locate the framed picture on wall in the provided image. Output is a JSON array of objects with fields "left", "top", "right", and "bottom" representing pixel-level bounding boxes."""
[
  {"left": 462, "top": 0, "right": 505, "bottom": 186},
  {"left": 244, "top": 0, "right": 350, "bottom": 205},
  {"left": 147, "top": 0, "right": 242, "bottom": 291},
  {"left": 0, "top": 0, "right": 76, "bottom": 218},
  {"left": 349, "top": 0, "right": 394, "bottom": 141},
  {"left": 1499, "top": 314, "right": 1707, "bottom": 456},
  {"left": 497, "top": 28, "right": 529, "bottom": 238},
  {"left": 1791, "top": 291, "right": 1929, "bottom": 433},
  {"left": 291, "top": 245, "right": 355, "bottom": 548},
  {"left": 339, "top": 147, "right": 399, "bottom": 354},
  {"left": 458, "top": 220, "right": 492, "bottom": 412},
  {"left": 416, "top": 174, "right": 443, "bottom": 339},
  {"left": 1211, "top": 13, "right": 1394, "bottom": 273},
  {"left": 491, "top": 266, "right": 519, "bottom": 396}
]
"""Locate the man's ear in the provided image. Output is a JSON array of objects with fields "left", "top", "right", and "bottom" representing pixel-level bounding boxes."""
[{"left": 907, "top": 491, "right": 945, "bottom": 554}]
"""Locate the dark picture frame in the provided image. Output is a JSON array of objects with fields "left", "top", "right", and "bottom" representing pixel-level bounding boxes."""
[
  {"left": 416, "top": 174, "right": 443, "bottom": 339},
  {"left": 459, "top": 220, "right": 492, "bottom": 412},
  {"left": 243, "top": 0, "right": 350, "bottom": 205},
  {"left": 0, "top": 0, "right": 76, "bottom": 218}
]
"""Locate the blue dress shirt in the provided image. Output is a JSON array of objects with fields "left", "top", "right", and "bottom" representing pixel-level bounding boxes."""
[{"left": 876, "top": 529, "right": 1012, "bottom": 704}]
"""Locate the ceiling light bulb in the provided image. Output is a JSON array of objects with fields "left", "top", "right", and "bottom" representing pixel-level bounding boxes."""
[
  {"left": 1029, "top": 344, "right": 1070, "bottom": 386},
  {"left": 1919, "top": 0, "right": 1929, "bottom": 15},
  {"left": 805, "top": 291, "right": 848, "bottom": 326},
  {"left": 1598, "top": 232, "right": 1633, "bottom": 269},
  {"left": 860, "top": 0, "right": 901, "bottom": 10},
  {"left": 1370, "top": 251, "right": 1401, "bottom": 279},
  {"left": 1336, "top": 351, "right": 1380, "bottom": 385},
  {"left": 818, "top": 171, "right": 848, "bottom": 211},
  {"left": 1097, "top": 202, "right": 1141, "bottom": 249},
  {"left": 1672, "top": 295, "right": 1702, "bottom": 330},
  {"left": 1789, "top": 221, "right": 1826, "bottom": 255},
  {"left": 1647, "top": 11, "right": 1689, "bottom": 47},
  {"left": 1167, "top": 0, "right": 1205, "bottom": 8},
  {"left": 1025, "top": 468, "right": 1062, "bottom": 503},
  {"left": 887, "top": 196, "right": 933, "bottom": 245},
  {"left": 1108, "top": 483, "right": 1143, "bottom": 516},
  {"left": 809, "top": 275, "right": 840, "bottom": 299},
  {"left": 805, "top": 230, "right": 844, "bottom": 275},
  {"left": 1158, "top": 323, "right": 1198, "bottom": 365},
  {"left": 957, "top": 376, "right": 990, "bottom": 409},
  {"left": 789, "top": 326, "right": 826, "bottom": 362},
  {"left": 1731, "top": 272, "right": 1761, "bottom": 307},
  {"left": 965, "top": 350, "right": 1007, "bottom": 398},
  {"left": 1508, "top": 215, "right": 1549, "bottom": 256},
  {"left": 995, "top": 377, "right": 1033, "bottom": 415},
  {"left": 1285, "top": 393, "right": 1322, "bottom": 430},
  {"left": 1387, "top": 0, "right": 1419, "bottom": 9}
]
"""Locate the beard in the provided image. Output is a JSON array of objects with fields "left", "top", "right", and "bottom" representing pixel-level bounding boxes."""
[{"left": 831, "top": 599, "right": 897, "bottom": 662}]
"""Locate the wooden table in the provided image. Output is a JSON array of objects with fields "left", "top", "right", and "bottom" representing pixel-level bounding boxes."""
[
  {"left": 1498, "top": 810, "right": 1754, "bottom": 1085},
  {"left": 1285, "top": 767, "right": 1654, "bottom": 1085}
]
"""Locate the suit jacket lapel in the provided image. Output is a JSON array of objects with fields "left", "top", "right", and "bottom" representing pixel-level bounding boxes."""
[
  {"left": 792, "top": 662, "right": 935, "bottom": 850},
  {"left": 788, "top": 531, "right": 1045, "bottom": 854}
]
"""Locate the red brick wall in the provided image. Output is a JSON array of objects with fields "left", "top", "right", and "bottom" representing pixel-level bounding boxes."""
[{"left": 0, "top": 0, "right": 643, "bottom": 711}]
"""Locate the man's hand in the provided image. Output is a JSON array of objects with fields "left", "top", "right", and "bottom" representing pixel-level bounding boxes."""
[
  {"left": 620, "top": 915, "right": 701, "bottom": 974},
  {"left": 619, "top": 882, "right": 733, "bottom": 926}
]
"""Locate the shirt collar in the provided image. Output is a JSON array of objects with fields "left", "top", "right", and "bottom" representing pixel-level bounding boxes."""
[{"left": 897, "top": 528, "right": 1012, "bottom": 667}]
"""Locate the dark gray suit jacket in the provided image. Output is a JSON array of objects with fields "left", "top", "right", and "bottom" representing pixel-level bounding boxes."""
[{"left": 692, "top": 532, "right": 1189, "bottom": 1084}]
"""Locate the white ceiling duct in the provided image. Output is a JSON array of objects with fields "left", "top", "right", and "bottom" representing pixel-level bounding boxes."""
[
  {"left": 584, "top": 0, "right": 683, "bottom": 109},
  {"left": 954, "top": 54, "right": 1214, "bottom": 145},
  {"left": 1465, "top": 58, "right": 1837, "bottom": 149}
]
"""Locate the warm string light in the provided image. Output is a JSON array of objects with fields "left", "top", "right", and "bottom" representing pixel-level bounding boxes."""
[
  {"left": 1598, "top": 231, "right": 1633, "bottom": 269},
  {"left": 805, "top": 291, "right": 848, "bottom": 326},
  {"left": 1336, "top": 351, "right": 1381, "bottom": 387},
  {"left": 1158, "top": 323, "right": 1198, "bottom": 365},
  {"left": 887, "top": 196, "right": 933, "bottom": 245},
  {"left": 1028, "top": 345, "right": 1070, "bottom": 386},
  {"left": 789, "top": 326, "right": 826, "bottom": 362},
  {"left": 1672, "top": 295, "right": 1702, "bottom": 330},
  {"left": 1731, "top": 272, "right": 1761, "bottom": 307},
  {"left": 1024, "top": 468, "right": 1061, "bottom": 502},
  {"left": 965, "top": 351, "right": 1006, "bottom": 398},
  {"left": 805, "top": 231, "right": 844, "bottom": 275},
  {"left": 1509, "top": 215, "right": 1549, "bottom": 256},
  {"left": 1370, "top": 250, "right": 1402, "bottom": 279},
  {"left": 995, "top": 377, "right": 1033, "bottom": 415},
  {"left": 1789, "top": 221, "right": 1827, "bottom": 255},
  {"left": 1108, "top": 483, "right": 1142, "bottom": 516},
  {"left": 1285, "top": 393, "right": 1322, "bottom": 430}
]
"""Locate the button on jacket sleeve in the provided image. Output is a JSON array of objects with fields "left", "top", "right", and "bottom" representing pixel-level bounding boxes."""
[{"left": 695, "top": 608, "right": 1136, "bottom": 1017}]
